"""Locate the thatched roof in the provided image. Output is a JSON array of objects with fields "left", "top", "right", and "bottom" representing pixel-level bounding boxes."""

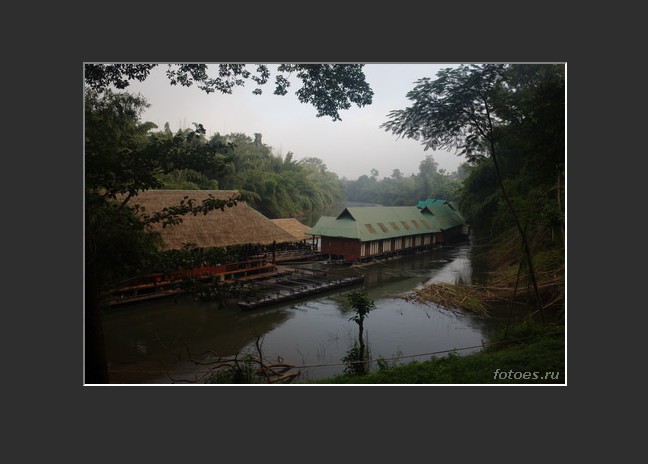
[
  {"left": 128, "top": 190, "right": 296, "bottom": 250},
  {"left": 271, "top": 218, "right": 313, "bottom": 241}
]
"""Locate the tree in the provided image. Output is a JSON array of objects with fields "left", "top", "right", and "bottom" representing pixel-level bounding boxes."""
[
  {"left": 253, "top": 133, "right": 262, "bottom": 147},
  {"left": 205, "top": 133, "right": 342, "bottom": 218},
  {"left": 342, "top": 156, "right": 461, "bottom": 207},
  {"left": 382, "top": 64, "right": 563, "bottom": 322},
  {"left": 85, "top": 64, "right": 373, "bottom": 121},
  {"left": 417, "top": 154, "right": 440, "bottom": 199},
  {"left": 345, "top": 291, "right": 376, "bottom": 375},
  {"left": 85, "top": 89, "right": 242, "bottom": 383}
]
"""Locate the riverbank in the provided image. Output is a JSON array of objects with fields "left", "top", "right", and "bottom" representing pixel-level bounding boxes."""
[
  {"left": 311, "top": 322, "right": 565, "bottom": 384},
  {"left": 395, "top": 229, "right": 565, "bottom": 320}
]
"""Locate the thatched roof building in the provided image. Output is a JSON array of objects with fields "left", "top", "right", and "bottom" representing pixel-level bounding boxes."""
[
  {"left": 129, "top": 190, "right": 296, "bottom": 250},
  {"left": 270, "top": 218, "right": 313, "bottom": 241}
]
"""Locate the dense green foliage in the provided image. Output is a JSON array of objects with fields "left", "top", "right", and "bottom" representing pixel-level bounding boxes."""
[
  {"left": 453, "top": 66, "right": 565, "bottom": 315},
  {"left": 153, "top": 126, "right": 343, "bottom": 218},
  {"left": 203, "top": 133, "right": 343, "bottom": 218},
  {"left": 458, "top": 65, "right": 565, "bottom": 241},
  {"left": 149, "top": 129, "right": 345, "bottom": 220},
  {"left": 343, "top": 155, "right": 466, "bottom": 205},
  {"left": 383, "top": 64, "right": 564, "bottom": 244},
  {"left": 383, "top": 64, "right": 565, "bottom": 322}
]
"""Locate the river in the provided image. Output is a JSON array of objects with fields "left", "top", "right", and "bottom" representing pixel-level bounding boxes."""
[{"left": 102, "top": 242, "right": 527, "bottom": 384}]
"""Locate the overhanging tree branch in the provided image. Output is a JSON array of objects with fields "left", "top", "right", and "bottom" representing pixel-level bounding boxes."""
[{"left": 85, "top": 63, "right": 373, "bottom": 121}]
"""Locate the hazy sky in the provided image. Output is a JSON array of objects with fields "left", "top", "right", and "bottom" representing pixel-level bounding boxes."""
[{"left": 123, "top": 64, "right": 464, "bottom": 180}]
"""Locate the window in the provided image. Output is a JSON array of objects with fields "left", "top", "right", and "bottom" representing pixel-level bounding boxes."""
[{"left": 377, "top": 222, "right": 389, "bottom": 233}]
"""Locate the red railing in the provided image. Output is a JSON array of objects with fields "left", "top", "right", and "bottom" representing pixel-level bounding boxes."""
[{"left": 106, "top": 258, "right": 273, "bottom": 303}]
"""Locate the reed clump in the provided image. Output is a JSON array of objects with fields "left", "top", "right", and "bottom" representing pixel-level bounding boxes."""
[
  {"left": 399, "top": 282, "right": 491, "bottom": 316},
  {"left": 400, "top": 226, "right": 564, "bottom": 316}
]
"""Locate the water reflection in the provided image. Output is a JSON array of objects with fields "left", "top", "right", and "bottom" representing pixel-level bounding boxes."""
[
  {"left": 103, "top": 299, "right": 293, "bottom": 383},
  {"left": 102, "top": 243, "right": 524, "bottom": 383}
]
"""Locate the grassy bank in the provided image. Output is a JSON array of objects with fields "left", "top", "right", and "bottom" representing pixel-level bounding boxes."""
[{"left": 311, "top": 322, "right": 565, "bottom": 384}]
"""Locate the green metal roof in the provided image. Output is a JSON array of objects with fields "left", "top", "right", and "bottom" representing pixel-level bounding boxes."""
[
  {"left": 421, "top": 203, "right": 466, "bottom": 230},
  {"left": 416, "top": 199, "right": 447, "bottom": 208},
  {"left": 307, "top": 206, "right": 444, "bottom": 242},
  {"left": 307, "top": 216, "right": 359, "bottom": 240}
]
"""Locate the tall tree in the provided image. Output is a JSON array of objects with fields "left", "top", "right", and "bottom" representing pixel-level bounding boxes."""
[
  {"left": 382, "top": 64, "right": 564, "bottom": 322},
  {"left": 85, "top": 89, "right": 242, "bottom": 383}
]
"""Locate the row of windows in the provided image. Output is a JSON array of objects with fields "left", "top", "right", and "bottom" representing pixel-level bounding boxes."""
[{"left": 359, "top": 234, "right": 436, "bottom": 257}]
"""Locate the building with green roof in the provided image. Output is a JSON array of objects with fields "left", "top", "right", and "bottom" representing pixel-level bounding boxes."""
[
  {"left": 308, "top": 201, "right": 468, "bottom": 261},
  {"left": 417, "top": 200, "right": 466, "bottom": 229}
]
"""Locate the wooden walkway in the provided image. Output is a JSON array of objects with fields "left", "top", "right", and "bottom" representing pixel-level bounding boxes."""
[
  {"left": 105, "top": 262, "right": 291, "bottom": 308},
  {"left": 272, "top": 250, "right": 321, "bottom": 263},
  {"left": 104, "top": 260, "right": 364, "bottom": 310},
  {"left": 238, "top": 273, "right": 364, "bottom": 310}
]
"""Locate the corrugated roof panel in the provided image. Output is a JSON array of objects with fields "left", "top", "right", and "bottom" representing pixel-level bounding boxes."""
[
  {"left": 365, "top": 224, "right": 377, "bottom": 234},
  {"left": 423, "top": 203, "right": 465, "bottom": 230},
  {"left": 307, "top": 216, "right": 360, "bottom": 240},
  {"left": 419, "top": 220, "right": 431, "bottom": 230}
]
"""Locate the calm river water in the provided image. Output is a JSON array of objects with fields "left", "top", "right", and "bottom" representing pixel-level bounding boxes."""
[{"left": 103, "top": 242, "right": 525, "bottom": 384}]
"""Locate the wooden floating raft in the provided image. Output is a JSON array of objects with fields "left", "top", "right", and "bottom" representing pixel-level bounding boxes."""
[
  {"left": 105, "top": 259, "right": 291, "bottom": 308},
  {"left": 238, "top": 274, "right": 364, "bottom": 310}
]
